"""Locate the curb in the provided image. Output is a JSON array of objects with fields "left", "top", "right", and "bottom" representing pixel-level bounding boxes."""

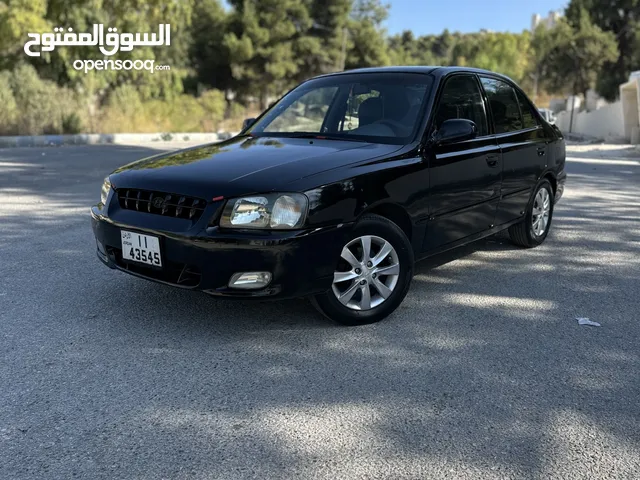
[
  {"left": 0, "top": 132, "right": 238, "bottom": 148},
  {"left": 562, "top": 132, "right": 604, "bottom": 144}
]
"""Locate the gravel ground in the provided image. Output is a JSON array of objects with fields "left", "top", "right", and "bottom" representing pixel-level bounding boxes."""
[{"left": 0, "top": 143, "right": 639, "bottom": 479}]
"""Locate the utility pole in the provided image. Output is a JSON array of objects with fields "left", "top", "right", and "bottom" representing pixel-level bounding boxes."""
[
  {"left": 568, "top": 91, "right": 576, "bottom": 133},
  {"left": 313, "top": 22, "right": 348, "bottom": 73},
  {"left": 339, "top": 27, "right": 348, "bottom": 71}
]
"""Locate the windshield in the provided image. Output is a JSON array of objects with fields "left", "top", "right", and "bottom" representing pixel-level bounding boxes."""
[{"left": 247, "top": 73, "right": 434, "bottom": 145}]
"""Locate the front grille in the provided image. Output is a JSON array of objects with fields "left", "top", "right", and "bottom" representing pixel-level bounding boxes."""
[
  {"left": 108, "top": 247, "right": 202, "bottom": 287},
  {"left": 117, "top": 189, "right": 206, "bottom": 221}
]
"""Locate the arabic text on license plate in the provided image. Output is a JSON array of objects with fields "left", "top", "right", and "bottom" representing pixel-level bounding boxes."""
[{"left": 121, "top": 230, "right": 162, "bottom": 267}]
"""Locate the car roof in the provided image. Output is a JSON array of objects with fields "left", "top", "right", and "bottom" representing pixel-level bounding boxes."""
[{"left": 313, "top": 66, "right": 517, "bottom": 84}]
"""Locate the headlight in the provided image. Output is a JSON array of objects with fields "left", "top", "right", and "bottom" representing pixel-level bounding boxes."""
[
  {"left": 100, "top": 177, "right": 112, "bottom": 206},
  {"left": 220, "top": 193, "right": 308, "bottom": 229}
]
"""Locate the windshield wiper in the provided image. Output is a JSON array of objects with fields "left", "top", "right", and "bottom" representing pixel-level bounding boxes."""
[{"left": 285, "top": 133, "right": 366, "bottom": 142}]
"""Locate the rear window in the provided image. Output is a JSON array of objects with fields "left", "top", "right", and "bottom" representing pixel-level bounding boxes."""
[
  {"left": 516, "top": 90, "right": 539, "bottom": 129},
  {"left": 480, "top": 77, "right": 523, "bottom": 133}
]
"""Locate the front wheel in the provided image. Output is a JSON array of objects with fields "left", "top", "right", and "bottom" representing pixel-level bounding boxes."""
[
  {"left": 311, "top": 214, "right": 414, "bottom": 326},
  {"left": 508, "top": 179, "right": 554, "bottom": 248}
]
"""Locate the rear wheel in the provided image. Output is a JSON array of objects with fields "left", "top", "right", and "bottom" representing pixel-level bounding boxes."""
[
  {"left": 311, "top": 214, "right": 414, "bottom": 326},
  {"left": 508, "top": 179, "right": 554, "bottom": 248}
]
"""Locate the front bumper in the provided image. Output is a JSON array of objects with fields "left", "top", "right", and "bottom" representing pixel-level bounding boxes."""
[{"left": 91, "top": 206, "right": 352, "bottom": 299}]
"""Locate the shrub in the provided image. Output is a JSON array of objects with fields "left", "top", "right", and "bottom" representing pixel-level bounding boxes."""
[
  {"left": 9, "top": 64, "right": 59, "bottom": 134},
  {"left": 145, "top": 95, "right": 206, "bottom": 132},
  {"left": 0, "top": 66, "right": 253, "bottom": 135},
  {"left": 228, "top": 101, "right": 247, "bottom": 120},
  {"left": 100, "top": 85, "right": 146, "bottom": 133},
  {"left": 0, "top": 72, "right": 18, "bottom": 135},
  {"left": 199, "top": 89, "right": 226, "bottom": 126},
  {"left": 171, "top": 95, "right": 207, "bottom": 131},
  {"left": 2, "top": 64, "right": 84, "bottom": 135},
  {"left": 62, "top": 113, "right": 83, "bottom": 134}
]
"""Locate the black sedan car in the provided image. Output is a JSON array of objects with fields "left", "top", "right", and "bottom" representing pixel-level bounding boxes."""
[{"left": 92, "top": 66, "right": 566, "bottom": 325}]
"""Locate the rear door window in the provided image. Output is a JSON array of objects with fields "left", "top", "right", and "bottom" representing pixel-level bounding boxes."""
[
  {"left": 516, "top": 90, "right": 540, "bottom": 129},
  {"left": 480, "top": 77, "right": 523, "bottom": 134}
]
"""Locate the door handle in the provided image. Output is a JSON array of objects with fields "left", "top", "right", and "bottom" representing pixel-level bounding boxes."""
[
  {"left": 537, "top": 147, "right": 546, "bottom": 156},
  {"left": 486, "top": 155, "right": 499, "bottom": 167}
]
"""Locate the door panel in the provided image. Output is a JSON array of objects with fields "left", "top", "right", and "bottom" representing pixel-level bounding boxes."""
[
  {"left": 422, "top": 73, "right": 502, "bottom": 251},
  {"left": 494, "top": 128, "right": 547, "bottom": 225},
  {"left": 423, "top": 136, "right": 501, "bottom": 250},
  {"left": 480, "top": 76, "right": 547, "bottom": 225}
]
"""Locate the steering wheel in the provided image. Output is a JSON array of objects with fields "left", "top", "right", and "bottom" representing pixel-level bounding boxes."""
[{"left": 377, "top": 119, "right": 406, "bottom": 137}]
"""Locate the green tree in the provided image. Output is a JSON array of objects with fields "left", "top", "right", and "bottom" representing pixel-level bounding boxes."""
[
  {"left": 5, "top": 63, "right": 81, "bottom": 135},
  {"left": 224, "top": 0, "right": 312, "bottom": 108},
  {"left": 345, "top": 0, "right": 391, "bottom": 69},
  {"left": 388, "top": 30, "right": 422, "bottom": 65},
  {"left": 18, "top": 0, "right": 194, "bottom": 101},
  {"left": 566, "top": 0, "right": 640, "bottom": 100},
  {"left": 199, "top": 88, "right": 226, "bottom": 125},
  {"left": 0, "top": 70, "right": 18, "bottom": 134},
  {"left": 299, "top": 0, "right": 352, "bottom": 77},
  {"left": 450, "top": 32, "right": 531, "bottom": 83},
  {"left": 0, "top": 0, "right": 50, "bottom": 69},
  {"left": 189, "top": 0, "right": 233, "bottom": 93},
  {"left": 432, "top": 29, "right": 455, "bottom": 62},
  {"left": 530, "top": 24, "right": 558, "bottom": 100},
  {"left": 539, "top": 12, "right": 618, "bottom": 104}
]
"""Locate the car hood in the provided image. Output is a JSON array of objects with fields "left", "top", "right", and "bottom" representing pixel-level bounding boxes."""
[{"left": 110, "top": 135, "right": 403, "bottom": 199}]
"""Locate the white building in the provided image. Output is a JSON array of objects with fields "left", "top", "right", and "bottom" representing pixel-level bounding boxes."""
[{"left": 531, "top": 11, "right": 562, "bottom": 31}]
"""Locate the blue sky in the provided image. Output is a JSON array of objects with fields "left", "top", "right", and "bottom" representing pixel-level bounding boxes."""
[{"left": 385, "top": 0, "right": 568, "bottom": 35}]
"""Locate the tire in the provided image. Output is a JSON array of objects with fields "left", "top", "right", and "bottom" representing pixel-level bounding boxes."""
[
  {"left": 311, "top": 214, "right": 414, "bottom": 326},
  {"left": 508, "top": 179, "right": 554, "bottom": 248}
]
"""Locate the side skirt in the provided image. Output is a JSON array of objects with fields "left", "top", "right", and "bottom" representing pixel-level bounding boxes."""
[{"left": 415, "top": 217, "right": 524, "bottom": 263}]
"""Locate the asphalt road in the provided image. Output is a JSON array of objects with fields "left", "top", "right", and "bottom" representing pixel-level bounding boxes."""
[{"left": 1, "top": 143, "right": 639, "bottom": 479}]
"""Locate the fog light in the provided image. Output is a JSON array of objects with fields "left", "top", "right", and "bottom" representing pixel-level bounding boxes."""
[
  {"left": 228, "top": 272, "right": 272, "bottom": 289},
  {"left": 96, "top": 240, "right": 106, "bottom": 255}
]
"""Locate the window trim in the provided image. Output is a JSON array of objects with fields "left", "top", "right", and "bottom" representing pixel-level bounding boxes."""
[{"left": 493, "top": 125, "right": 543, "bottom": 140}]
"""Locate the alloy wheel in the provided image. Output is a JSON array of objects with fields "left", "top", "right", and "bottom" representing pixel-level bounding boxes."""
[
  {"left": 331, "top": 235, "right": 400, "bottom": 311},
  {"left": 531, "top": 187, "right": 551, "bottom": 237}
]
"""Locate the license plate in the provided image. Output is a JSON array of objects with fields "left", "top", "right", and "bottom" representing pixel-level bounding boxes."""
[{"left": 121, "top": 230, "right": 162, "bottom": 267}]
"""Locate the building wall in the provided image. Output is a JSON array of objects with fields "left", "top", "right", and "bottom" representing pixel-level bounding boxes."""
[
  {"left": 620, "top": 78, "right": 640, "bottom": 142},
  {"left": 556, "top": 101, "right": 626, "bottom": 141},
  {"left": 553, "top": 77, "right": 640, "bottom": 143}
]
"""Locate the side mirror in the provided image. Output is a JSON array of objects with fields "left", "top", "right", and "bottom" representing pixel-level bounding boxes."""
[
  {"left": 434, "top": 119, "right": 478, "bottom": 145},
  {"left": 242, "top": 118, "right": 256, "bottom": 130}
]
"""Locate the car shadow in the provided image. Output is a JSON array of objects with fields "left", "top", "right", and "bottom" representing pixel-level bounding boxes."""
[{"left": 414, "top": 231, "right": 515, "bottom": 273}]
